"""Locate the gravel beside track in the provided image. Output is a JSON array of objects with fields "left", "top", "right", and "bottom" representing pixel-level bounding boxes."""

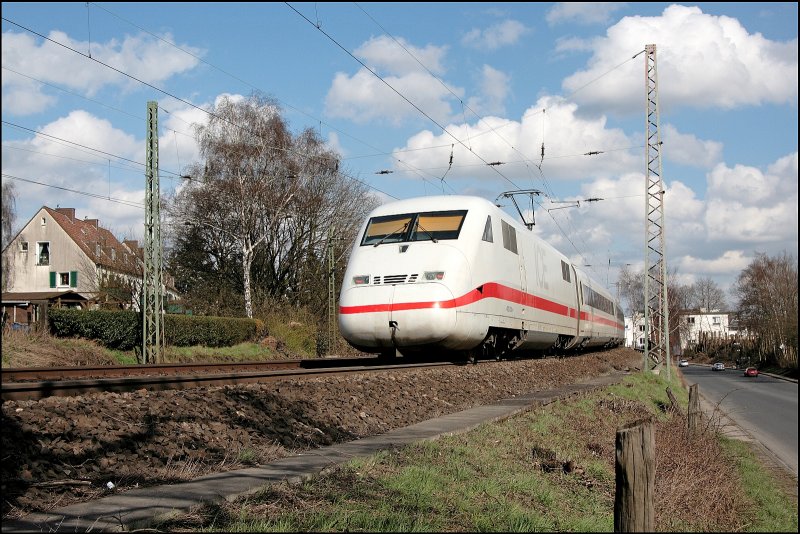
[{"left": 2, "top": 348, "right": 639, "bottom": 520}]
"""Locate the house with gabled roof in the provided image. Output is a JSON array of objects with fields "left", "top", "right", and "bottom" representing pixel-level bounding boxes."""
[{"left": 2, "top": 206, "right": 176, "bottom": 322}]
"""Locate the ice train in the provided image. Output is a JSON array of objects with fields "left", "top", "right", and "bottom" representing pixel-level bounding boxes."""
[{"left": 338, "top": 195, "right": 624, "bottom": 361}]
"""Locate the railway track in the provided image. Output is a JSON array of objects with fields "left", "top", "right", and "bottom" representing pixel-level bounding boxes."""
[{"left": 1, "top": 358, "right": 456, "bottom": 401}]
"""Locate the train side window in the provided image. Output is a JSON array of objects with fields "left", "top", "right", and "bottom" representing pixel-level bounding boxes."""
[
  {"left": 482, "top": 216, "right": 493, "bottom": 243},
  {"left": 501, "top": 220, "right": 517, "bottom": 254},
  {"left": 561, "top": 260, "right": 571, "bottom": 283}
]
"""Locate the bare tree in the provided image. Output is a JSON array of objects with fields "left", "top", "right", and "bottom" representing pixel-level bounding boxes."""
[
  {"left": 734, "top": 251, "right": 798, "bottom": 367},
  {"left": 2, "top": 180, "right": 17, "bottom": 291},
  {"left": 172, "top": 93, "right": 298, "bottom": 318},
  {"left": 166, "top": 93, "right": 379, "bottom": 319},
  {"left": 618, "top": 264, "right": 693, "bottom": 354},
  {"left": 691, "top": 277, "right": 727, "bottom": 311},
  {"left": 618, "top": 264, "right": 644, "bottom": 317}
]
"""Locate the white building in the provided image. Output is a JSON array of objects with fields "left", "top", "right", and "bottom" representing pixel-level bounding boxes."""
[
  {"left": 679, "top": 309, "right": 737, "bottom": 350},
  {"left": 624, "top": 313, "right": 646, "bottom": 350}
]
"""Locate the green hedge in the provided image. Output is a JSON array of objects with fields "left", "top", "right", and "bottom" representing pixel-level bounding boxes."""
[
  {"left": 166, "top": 314, "right": 258, "bottom": 347},
  {"left": 48, "top": 308, "right": 258, "bottom": 349}
]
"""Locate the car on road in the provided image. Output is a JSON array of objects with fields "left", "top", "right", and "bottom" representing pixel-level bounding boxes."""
[
  {"left": 744, "top": 367, "right": 759, "bottom": 377},
  {"left": 678, "top": 359, "right": 689, "bottom": 367},
  {"left": 712, "top": 362, "right": 725, "bottom": 371}
]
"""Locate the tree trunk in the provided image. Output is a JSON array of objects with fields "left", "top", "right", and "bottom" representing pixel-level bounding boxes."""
[{"left": 242, "top": 247, "right": 253, "bottom": 319}]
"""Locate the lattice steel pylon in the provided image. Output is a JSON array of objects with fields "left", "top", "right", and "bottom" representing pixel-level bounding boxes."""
[
  {"left": 643, "top": 45, "right": 670, "bottom": 377},
  {"left": 327, "top": 225, "right": 336, "bottom": 355},
  {"left": 142, "top": 101, "right": 164, "bottom": 364}
]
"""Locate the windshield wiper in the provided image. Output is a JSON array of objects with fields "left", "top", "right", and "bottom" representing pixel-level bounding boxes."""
[
  {"left": 373, "top": 222, "right": 409, "bottom": 247},
  {"left": 415, "top": 222, "right": 438, "bottom": 243}
]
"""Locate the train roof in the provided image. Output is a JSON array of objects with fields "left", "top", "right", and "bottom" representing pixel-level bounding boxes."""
[{"left": 368, "top": 195, "right": 496, "bottom": 218}]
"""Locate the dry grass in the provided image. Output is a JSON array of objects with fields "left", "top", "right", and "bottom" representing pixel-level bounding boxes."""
[
  {"left": 1, "top": 327, "right": 118, "bottom": 367},
  {"left": 655, "top": 418, "right": 750, "bottom": 531}
]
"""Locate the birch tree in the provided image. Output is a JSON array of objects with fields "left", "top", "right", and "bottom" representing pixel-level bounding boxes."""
[
  {"left": 2, "top": 180, "right": 16, "bottom": 291},
  {"left": 173, "top": 93, "right": 297, "bottom": 318},
  {"left": 166, "top": 93, "right": 378, "bottom": 319}
]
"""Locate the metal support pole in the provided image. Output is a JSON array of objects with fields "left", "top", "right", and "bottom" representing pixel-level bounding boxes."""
[
  {"left": 643, "top": 44, "right": 669, "bottom": 377},
  {"left": 327, "top": 225, "right": 336, "bottom": 355},
  {"left": 143, "top": 101, "right": 164, "bottom": 364}
]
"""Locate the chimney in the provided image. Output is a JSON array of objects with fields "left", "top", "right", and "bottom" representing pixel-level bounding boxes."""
[
  {"left": 84, "top": 218, "right": 99, "bottom": 229},
  {"left": 55, "top": 207, "right": 75, "bottom": 222},
  {"left": 123, "top": 239, "right": 138, "bottom": 251}
]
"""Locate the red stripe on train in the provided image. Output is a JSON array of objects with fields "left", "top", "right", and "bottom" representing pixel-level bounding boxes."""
[{"left": 339, "top": 282, "right": 623, "bottom": 330}]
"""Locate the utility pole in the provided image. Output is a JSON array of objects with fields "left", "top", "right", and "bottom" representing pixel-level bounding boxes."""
[
  {"left": 643, "top": 44, "right": 670, "bottom": 379},
  {"left": 142, "top": 101, "right": 164, "bottom": 364}
]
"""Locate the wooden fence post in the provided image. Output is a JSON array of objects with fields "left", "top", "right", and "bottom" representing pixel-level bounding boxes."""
[
  {"left": 688, "top": 384, "right": 701, "bottom": 434},
  {"left": 614, "top": 419, "right": 655, "bottom": 532}
]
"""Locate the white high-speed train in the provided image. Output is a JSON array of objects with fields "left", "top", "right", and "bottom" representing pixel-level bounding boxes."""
[{"left": 338, "top": 195, "right": 624, "bottom": 361}]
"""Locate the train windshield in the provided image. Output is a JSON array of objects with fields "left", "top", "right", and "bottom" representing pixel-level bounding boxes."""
[{"left": 361, "top": 210, "right": 467, "bottom": 246}]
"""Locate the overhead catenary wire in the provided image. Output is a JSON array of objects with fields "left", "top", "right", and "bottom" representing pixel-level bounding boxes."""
[
  {"left": 3, "top": 16, "right": 419, "bottom": 202},
  {"left": 2, "top": 17, "right": 376, "bottom": 183},
  {"left": 285, "top": 2, "right": 524, "bottom": 192},
  {"left": 3, "top": 173, "right": 145, "bottom": 209},
  {"left": 2, "top": 120, "right": 188, "bottom": 181},
  {"left": 84, "top": 2, "right": 440, "bottom": 194}
]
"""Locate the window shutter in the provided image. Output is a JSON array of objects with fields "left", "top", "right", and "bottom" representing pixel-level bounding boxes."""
[
  {"left": 70, "top": 271, "right": 78, "bottom": 288},
  {"left": 49, "top": 271, "right": 56, "bottom": 288}
]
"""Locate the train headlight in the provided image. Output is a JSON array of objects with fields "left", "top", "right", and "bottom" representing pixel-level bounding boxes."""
[
  {"left": 423, "top": 271, "right": 445, "bottom": 281},
  {"left": 353, "top": 275, "right": 370, "bottom": 285}
]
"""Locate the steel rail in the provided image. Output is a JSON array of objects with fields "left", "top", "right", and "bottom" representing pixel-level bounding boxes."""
[
  {"left": 1, "top": 361, "right": 455, "bottom": 401},
  {"left": 1, "top": 356, "right": 384, "bottom": 382}
]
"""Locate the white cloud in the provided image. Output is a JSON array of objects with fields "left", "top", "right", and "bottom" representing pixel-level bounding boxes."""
[
  {"left": 546, "top": 2, "right": 628, "bottom": 26},
  {"left": 662, "top": 124, "right": 723, "bottom": 169},
  {"left": 466, "top": 65, "right": 511, "bottom": 116},
  {"left": 561, "top": 5, "right": 798, "bottom": 113},
  {"left": 324, "top": 37, "right": 459, "bottom": 126},
  {"left": 704, "top": 155, "right": 798, "bottom": 244},
  {"left": 3, "top": 111, "right": 148, "bottom": 238},
  {"left": 354, "top": 36, "right": 447, "bottom": 76},
  {"left": 678, "top": 250, "right": 752, "bottom": 276},
  {"left": 461, "top": 19, "right": 530, "bottom": 50},
  {"left": 392, "top": 96, "right": 638, "bottom": 184},
  {"left": 1, "top": 69, "right": 56, "bottom": 114},
  {"left": 1, "top": 30, "right": 202, "bottom": 116},
  {"left": 325, "top": 68, "right": 458, "bottom": 126}
]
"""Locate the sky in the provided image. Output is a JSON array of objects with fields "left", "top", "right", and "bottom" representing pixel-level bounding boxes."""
[{"left": 2, "top": 2, "right": 797, "bottom": 302}]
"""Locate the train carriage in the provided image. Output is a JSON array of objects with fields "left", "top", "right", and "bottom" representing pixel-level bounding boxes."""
[{"left": 338, "top": 195, "right": 623, "bottom": 360}]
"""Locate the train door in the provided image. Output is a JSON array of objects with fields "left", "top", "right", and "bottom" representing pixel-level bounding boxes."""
[
  {"left": 518, "top": 237, "right": 527, "bottom": 308},
  {"left": 500, "top": 219, "right": 522, "bottom": 319},
  {"left": 570, "top": 264, "right": 581, "bottom": 336}
]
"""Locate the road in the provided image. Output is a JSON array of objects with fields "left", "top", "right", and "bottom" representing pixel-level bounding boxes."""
[{"left": 680, "top": 364, "right": 798, "bottom": 478}]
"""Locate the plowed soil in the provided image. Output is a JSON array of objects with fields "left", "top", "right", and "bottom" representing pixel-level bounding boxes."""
[{"left": 2, "top": 348, "right": 639, "bottom": 520}]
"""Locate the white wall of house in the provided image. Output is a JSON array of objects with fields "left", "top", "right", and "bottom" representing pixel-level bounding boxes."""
[
  {"left": 4, "top": 208, "right": 97, "bottom": 295},
  {"left": 625, "top": 314, "right": 647, "bottom": 349},
  {"left": 679, "top": 310, "right": 733, "bottom": 349}
]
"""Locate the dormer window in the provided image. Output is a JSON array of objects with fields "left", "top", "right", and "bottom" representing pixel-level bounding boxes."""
[
  {"left": 96, "top": 244, "right": 101, "bottom": 257},
  {"left": 111, "top": 249, "right": 116, "bottom": 261}
]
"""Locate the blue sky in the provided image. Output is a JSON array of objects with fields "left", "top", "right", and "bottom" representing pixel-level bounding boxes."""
[{"left": 2, "top": 2, "right": 797, "bottom": 299}]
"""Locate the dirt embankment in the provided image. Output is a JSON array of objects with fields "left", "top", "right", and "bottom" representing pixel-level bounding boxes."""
[{"left": 2, "top": 348, "right": 638, "bottom": 519}]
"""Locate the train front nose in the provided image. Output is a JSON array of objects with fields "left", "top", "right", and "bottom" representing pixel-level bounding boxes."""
[{"left": 339, "top": 282, "right": 457, "bottom": 350}]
